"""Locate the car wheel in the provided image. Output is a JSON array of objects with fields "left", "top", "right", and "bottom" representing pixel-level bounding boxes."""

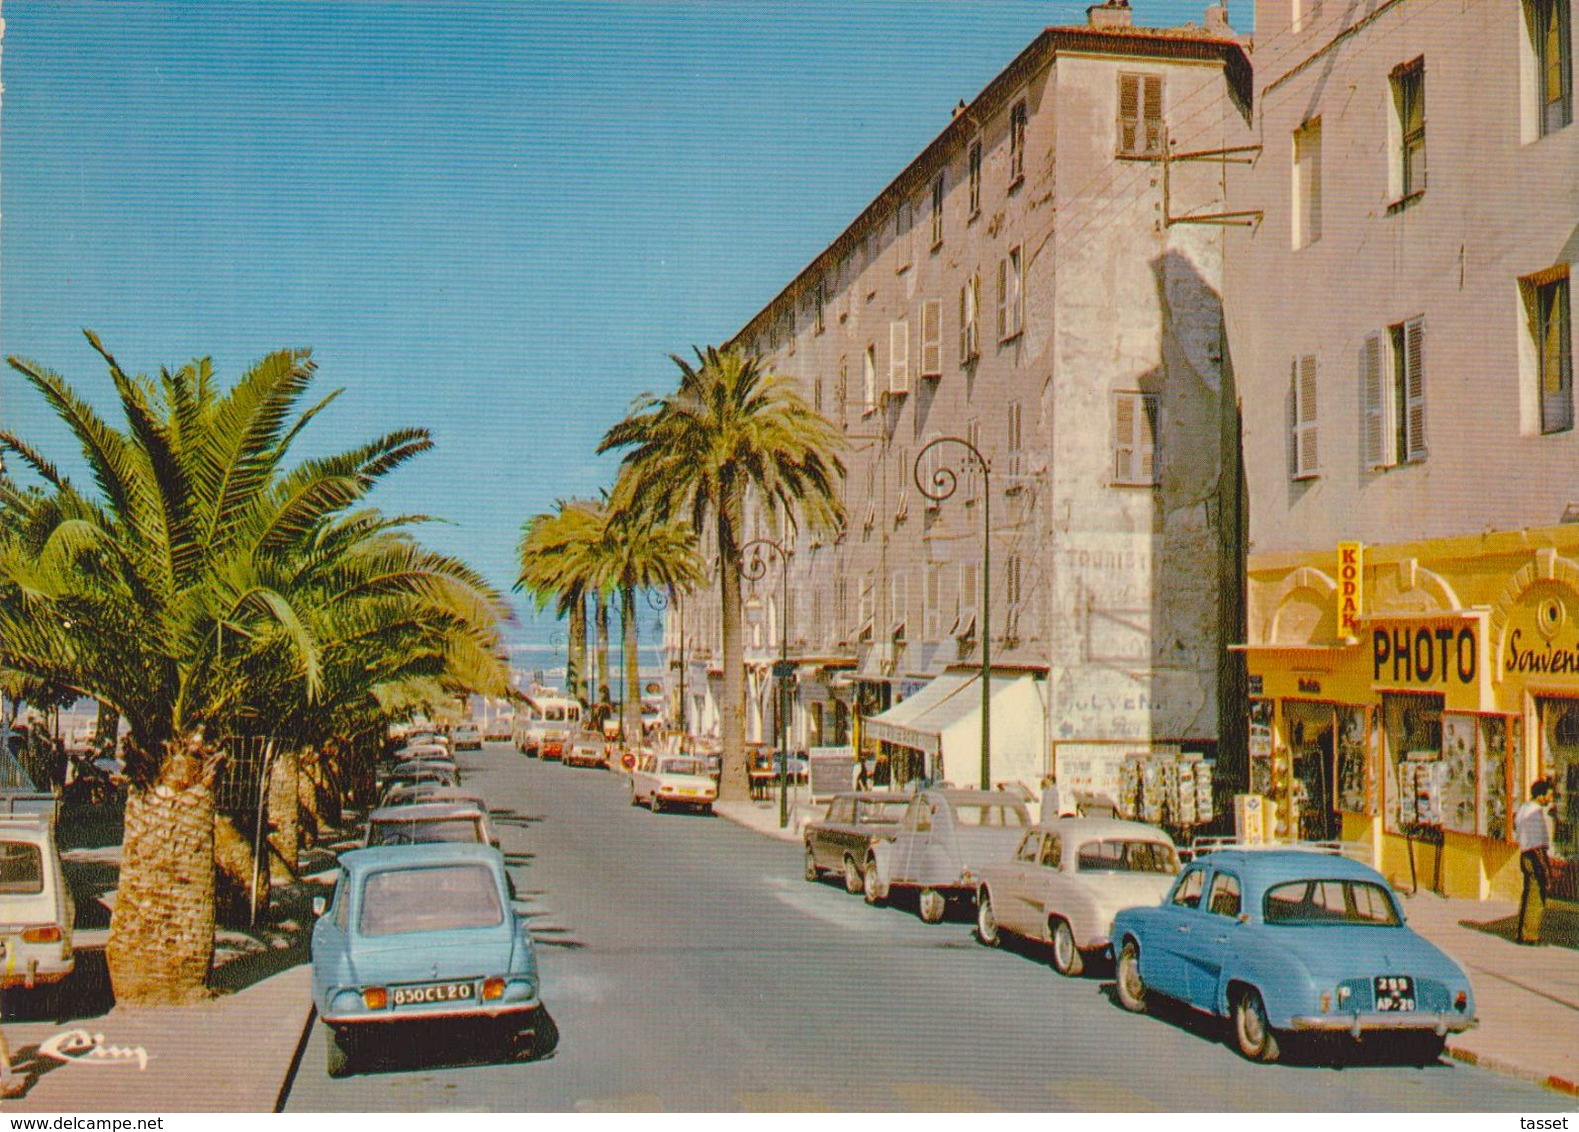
[
  {"left": 1115, "top": 939, "right": 1148, "bottom": 1014},
  {"left": 512, "top": 1011, "right": 561, "bottom": 1062},
  {"left": 649, "top": 793, "right": 662, "bottom": 814},
  {"left": 325, "top": 1027, "right": 355, "bottom": 1079},
  {"left": 1233, "top": 987, "right": 1282, "bottom": 1063},
  {"left": 803, "top": 845, "right": 820, "bottom": 882},
  {"left": 976, "top": 889, "right": 1001, "bottom": 947},
  {"left": 862, "top": 857, "right": 887, "bottom": 905},
  {"left": 629, "top": 788, "right": 640, "bottom": 807},
  {"left": 918, "top": 887, "right": 946, "bottom": 924},
  {"left": 842, "top": 855, "right": 863, "bottom": 895},
  {"left": 1049, "top": 917, "right": 1084, "bottom": 977}
]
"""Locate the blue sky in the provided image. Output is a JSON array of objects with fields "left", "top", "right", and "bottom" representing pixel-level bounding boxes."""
[{"left": 1, "top": 0, "right": 1232, "bottom": 640}]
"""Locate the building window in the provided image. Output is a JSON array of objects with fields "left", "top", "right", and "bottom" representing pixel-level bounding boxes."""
[
  {"left": 1391, "top": 59, "right": 1427, "bottom": 203},
  {"left": 1533, "top": 0, "right": 1574, "bottom": 135},
  {"left": 1006, "top": 400, "right": 1023, "bottom": 478},
  {"left": 1292, "top": 118, "right": 1322, "bottom": 249},
  {"left": 920, "top": 298, "right": 943, "bottom": 378},
  {"left": 958, "top": 562, "right": 979, "bottom": 628},
  {"left": 1004, "top": 554, "right": 1023, "bottom": 641},
  {"left": 1292, "top": 0, "right": 1321, "bottom": 32},
  {"left": 964, "top": 418, "right": 982, "bottom": 502},
  {"left": 923, "top": 562, "right": 943, "bottom": 641},
  {"left": 814, "top": 279, "right": 826, "bottom": 335},
  {"left": 997, "top": 247, "right": 1024, "bottom": 342},
  {"left": 1117, "top": 73, "right": 1165, "bottom": 158},
  {"left": 1008, "top": 99, "right": 1028, "bottom": 184},
  {"left": 837, "top": 355, "right": 848, "bottom": 426},
  {"left": 1113, "top": 391, "right": 1159, "bottom": 486},
  {"left": 895, "top": 200, "right": 914, "bottom": 273},
  {"left": 1364, "top": 318, "right": 1427, "bottom": 467},
  {"left": 813, "top": 373, "right": 824, "bottom": 415},
  {"left": 891, "top": 571, "right": 909, "bottom": 636},
  {"left": 863, "top": 345, "right": 877, "bottom": 415},
  {"left": 959, "top": 272, "right": 981, "bottom": 364},
  {"left": 889, "top": 319, "right": 910, "bottom": 395},
  {"left": 786, "top": 306, "right": 797, "bottom": 355},
  {"left": 931, "top": 172, "right": 946, "bottom": 248},
  {"left": 1290, "top": 354, "right": 1320, "bottom": 479},
  {"left": 1527, "top": 269, "right": 1574, "bottom": 434},
  {"left": 968, "top": 138, "right": 983, "bottom": 217}
]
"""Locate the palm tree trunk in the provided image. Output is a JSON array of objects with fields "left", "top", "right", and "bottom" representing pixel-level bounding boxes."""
[
  {"left": 106, "top": 739, "right": 216, "bottom": 1004},
  {"left": 267, "top": 745, "right": 300, "bottom": 882},
  {"left": 569, "top": 597, "right": 588, "bottom": 701},
  {"left": 717, "top": 501, "right": 748, "bottom": 803},
  {"left": 620, "top": 585, "right": 641, "bottom": 744},
  {"left": 595, "top": 591, "right": 611, "bottom": 705}
]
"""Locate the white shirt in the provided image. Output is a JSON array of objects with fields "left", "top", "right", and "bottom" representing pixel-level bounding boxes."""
[{"left": 1515, "top": 799, "right": 1553, "bottom": 852}]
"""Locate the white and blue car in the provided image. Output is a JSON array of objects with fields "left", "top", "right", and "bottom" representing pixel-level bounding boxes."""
[
  {"left": 310, "top": 842, "right": 545, "bottom": 1077},
  {"left": 1109, "top": 848, "right": 1476, "bottom": 1064}
]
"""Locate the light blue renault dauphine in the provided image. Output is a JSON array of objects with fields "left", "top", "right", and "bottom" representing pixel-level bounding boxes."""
[
  {"left": 1109, "top": 848, "right": 1476, "bottom": 1064},
  {"left": 310, "top": 842, "right": 545, "bottom": 1077}
]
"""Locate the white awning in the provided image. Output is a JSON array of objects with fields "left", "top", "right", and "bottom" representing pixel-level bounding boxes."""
[
  {"left": 863, "top": 670, "right": 1047, "bottom": 790},
  {"left": 862, "top": 670, "right": 979, "bottom": 756}
]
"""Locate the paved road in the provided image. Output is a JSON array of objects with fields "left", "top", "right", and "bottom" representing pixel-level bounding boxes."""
[{"left": 286, "top": 743, "right": 1568, "bottom": 1112}]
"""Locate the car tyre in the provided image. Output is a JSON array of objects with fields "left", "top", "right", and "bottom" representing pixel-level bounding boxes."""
[
  {"left": 976, "top": 889, "right": 1001, "bottom": 947},
  {"left": 918, "top": 887, "right": 946, "bottom": 925},
  {"left": 803, "top": 845, "right": 820, "bottom": 882},
  {"left": 1049, "top": 917, "right": 1084, "bottom": 977},
  {"left": 862, "top": 856, "right": 887, "bottom": 905},
  {"left": 1401, "top": 1033, "right": 1447, "bottom": 1066},
  {"left": 1115, "top": 939, "right": 1148, "bottom": 1014},
  {"left": 649, "top": 793, "right": 662, "bottom": 814},
  {"left": 1233, "top": 986, "right": 1282, "bottom": 1063},
  {"left": 325, "top": 1027, "right": 355, "bottom": 1079},
  {"left": 842, "top": 856, "right": 863, "bottom": 895}
]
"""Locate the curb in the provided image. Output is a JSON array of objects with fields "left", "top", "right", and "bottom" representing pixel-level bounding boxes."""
[
  {"left": 1447, "top": 1043, "right": 1579, "bottom": 1098},
  {"left": 274, "top": 1004, "right": 318, "bottom": 1112}
]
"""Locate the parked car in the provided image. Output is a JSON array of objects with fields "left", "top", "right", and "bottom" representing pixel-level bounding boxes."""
[
  {"left": 803, "top": 792, "right": 913, "bottom": 894},
  {"left": 394, "top": 741, "right": 451, "bottom": 763},
  {"left": 364, "top": 802, "right": 498, "bottom": 850},
  {"left": 396, "top": 730, "right": 448, "bottom": 754},
  {"left": 974, "top": 817, "right": 1179, "bottom": 975},
  {"left": 563, "top": 732, "right": 607, "bottom": 769},
  {"left": 451, "top": 724, "right": 483, "bottom": 751},
  {"left": 1109, "top": 848, "right": 1477, "bottom": 1064},
  {"left": 381, "top": 784, "right": 490, "bottom": 811},
  {"left": 389, "top": 757, "right": 460, "bottom": 782},
  {"left": 310, "top": 843, "right": 545, "bottom": 1077},
  {"left": 0, "top": 800, "right": 75, "bottom": 990},
  {"left": 863, "top": 789, "right": 1031, "bottom": 923},
  {"left": 629, "top": 755, "right": 717, "bottom": 814},
  {"left": 380, "top": 765, "right": 459, "bottom": 801}
]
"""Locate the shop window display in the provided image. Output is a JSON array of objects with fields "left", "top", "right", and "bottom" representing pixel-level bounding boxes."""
[
  {"left": 1382, "top": 692, "right": 1443, "bottom": 832},
  {"left": 1285, "top": 701, "right": 1342, "bottom": 841},
  {"left": 1480, "top": 714, "right": 1514, "bottom": 841},
  {"left": 1335, "top": 706, "right": 1372, "bottom": 815},
  {"left": 1439, "top": 713, "right": 1478, "bottom": 835},
  {"left": 1248, "top": 699, "right": 1274, "bottom": 796},
  {"left": 1539, "top": 698, "right": 1579, "bottom": 859}
]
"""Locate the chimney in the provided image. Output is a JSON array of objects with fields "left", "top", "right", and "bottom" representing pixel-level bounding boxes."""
[
  {"left": 1086, "top": 0, "right": 1133, "bottom": 29},
  {"left": 1204, "top": 4, "right": 1233, "bottom": 35}
]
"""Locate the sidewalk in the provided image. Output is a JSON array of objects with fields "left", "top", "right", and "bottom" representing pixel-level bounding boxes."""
[
  {"left": 718, "top": 796, "right": 1579, "bottom": 1097},
  {"left": 0, "top": 963, "right": 313, "bottom": 1112}
]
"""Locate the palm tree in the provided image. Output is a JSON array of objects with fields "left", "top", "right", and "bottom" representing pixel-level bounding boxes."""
[
  {"left": 0, "top": 333, "right": 493, "bottom": 1004},
  {"left": 599, "top": 346, "right": 844, "bottom": 801},
  {"left": 515, "top": 499, "right": 602, "bottom": 701}
]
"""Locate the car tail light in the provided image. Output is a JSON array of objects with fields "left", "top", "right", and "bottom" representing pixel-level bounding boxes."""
[
  {"left": 362, "top": 987, "right": 389, "bottom": 1010},
  {"left": 21, "top": 925, "right": 61, "bottom": 944},
  {"left": 483, "top": 977, "right": 506, "bottom": 1001},
  {"left": 1319, "top": 992, "right": 1331, "bottom": 1013},
  {"left": 1455, "top": 991, "right": 1468, "bottom": 1012}
]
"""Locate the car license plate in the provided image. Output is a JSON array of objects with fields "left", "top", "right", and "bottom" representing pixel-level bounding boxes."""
[
  {"left": 391, "top": 981, "right": 475, "bottom": 1008},
  {"left": 1374, "top": 976, "right": 1415, "bottom": 1012}
]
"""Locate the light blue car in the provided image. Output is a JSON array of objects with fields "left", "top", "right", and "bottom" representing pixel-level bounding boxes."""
[
  {"left": 310, "top": 842, "right": 545, "bottom": 1077},
  {"left": 1109, "top": 849, "right": 1476, "bottom": 1064}
]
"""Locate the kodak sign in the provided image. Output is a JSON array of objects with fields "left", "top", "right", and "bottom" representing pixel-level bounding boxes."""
[{"left": 1338, "top": 542, "right": 1363, "bottom": 639}]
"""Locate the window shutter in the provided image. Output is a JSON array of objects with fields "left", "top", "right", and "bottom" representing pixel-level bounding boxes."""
[
  {"left": 1118, "top": 74, "right": 1140, "bottom": 154},
  {"left": 997, "top": 258, "right": 1008, "bottom": 341},
  {"left": 968, "top": 274, "right": 980, "bottom": 359},
  {"left": 889, "top": 319, "right": 910, "bottom": 394},
  {"left": 1403, "top": 316, "right": 1427, "bottom": 461},
  {"left": 959, "top": 282, "right": 969, "bottom": 363},
  {"left": 1115, "top": 393, "right": 1136, "bottom": 482},
  {"left": 1293, "top": 354, "right": 1319, "bottom": 478},
  {"left": 1009, "top": 248, "right": 1023, "bottom": 337},
  {"left": 1143, "top": 75, "right": 1164, "bottom": 155},
  {"left": 1362, "top": 333, "right": 1387, "bottom": 468},
  {"left": 1137, "top": 395, "right": 1157, "bottom": 483},
  {"left": 1114, "top": 392, "right": 1158, "bottom": 484},
  {"left": 921, "top": 299, "right": 942, "bottom": 377}
]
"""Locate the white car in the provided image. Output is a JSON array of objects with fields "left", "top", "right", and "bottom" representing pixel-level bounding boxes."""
[
  {"left": 629, "top": 755, "right": 717, "bottom": 814},
  {"left": 0, "top": 803, "right": 75, "bottom": 989},
  {"left": 974, "top": 817, "right": 1180, "bottom": 976}
]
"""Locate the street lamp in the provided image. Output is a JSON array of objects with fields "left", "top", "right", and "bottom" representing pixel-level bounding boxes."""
[
  {"left": 739, "top": 537, "right": 794, "bottom": 828},
  {"left": 547, "top": 629, "right": 567, "bottom": 696},
  {"left": 645, "top": 587, "right": 684, "bottom": 750},
  {"left": 914, "top": 437, "right": 992, "bottom": 790}
]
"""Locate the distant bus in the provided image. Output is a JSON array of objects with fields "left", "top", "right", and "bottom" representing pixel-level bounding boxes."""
[{"left": 512, "top": 694, "right": 583, "bottom": 760}]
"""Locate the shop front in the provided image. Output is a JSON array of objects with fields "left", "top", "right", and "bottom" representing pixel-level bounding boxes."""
[{"left": 1241, "top": 530, "right": 1579, "bottom": 901}]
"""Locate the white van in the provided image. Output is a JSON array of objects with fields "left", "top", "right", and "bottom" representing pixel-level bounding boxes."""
[
  {"left": 0, "top": 801, "right": 75, "bottom": 989},
  {"left": 512, "top": 695, "right": 583, "bottom": 759}
]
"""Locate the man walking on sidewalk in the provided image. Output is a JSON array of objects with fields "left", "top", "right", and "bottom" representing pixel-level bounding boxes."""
[{"left": 1516, "top": 778, "right": 1559, "bottom": 945}]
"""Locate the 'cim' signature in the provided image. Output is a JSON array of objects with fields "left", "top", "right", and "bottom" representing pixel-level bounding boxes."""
[{"left": 38, "top": 1029, "right": 150, "bottom": 1071}]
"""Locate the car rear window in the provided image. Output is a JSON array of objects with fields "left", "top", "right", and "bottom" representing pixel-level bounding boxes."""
[
  {"left": 0, "top": 842, "right": 43, "bottom": 895},
  {"left": 1075, "top": 839, "right": 1179, "bottom": 875},
  {"left": 359, "top": 864, "right": 503, "bottom": 936},
  {"left": 660, "top": 759, "right": 704, "bottom": 776},
  {"left": 949, "top": 804, "right": 1027, "bottom": 828},
  {"left": 367, "top": 818, "right": 482, "bottom": 847},
  {"left": 855, "top": 800, "right": 909, "bottom": 824},
  {"left": 1263, "top": 879, "right": 1400, "bottom": 926}
]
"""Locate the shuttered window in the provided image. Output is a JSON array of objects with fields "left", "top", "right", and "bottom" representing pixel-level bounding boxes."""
[
  {"left": 959, "top": 272, "right": 981, "bottom": 363},
  {"left": 931, "top": 173, "right": 946, "bottom": 247},
  {"left": 1534, "top": 0, "right": 1573, "bottom": 136},
  {"left": 920, "top": 299, "right": 943, "bottom": 378},
  {"left": 1397, "top": 317, "right": 1427, "bottom": 462},
  {"left": 1291, "top": 354, "right": 1319, "bottom": 479},
  {"left": 1362, "top": 333, "right": 1387, "bottom": 468},
  {"left": 1392, "top": 59, "right": 1426, "bottom": 199},
  {"left": 1118, "top": 73, "right": 1164, "bottom": 157},
  {"left": 1536, "top": 274, "right": 1573, "bottom": 434},
  {"left": 1293, "top": 119, "right": 1322, "bottom": 249},
  {"left": 924, "top": 562, "right": 942, "bottom": 641},
  {"left": 895, "top": 200, "right": 914, "bottom": 273},
  {"left": 1113, "top": 392, "right": 1159, "bottom": 486},
  {"left": 1009, "top": 100, "right": 1028, "bottom": 182},
  {"left": 997, "top": 247, "right": 1023, "bottom": 342},
  {"left": 862, "top": 345, "right": 877, "bottom": 413},
  {"left": 889, "top": 319, "right": 910, "bottom": 394},
  {"left": 968, "top": 138, "right": 983, "bottom": 216}
]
